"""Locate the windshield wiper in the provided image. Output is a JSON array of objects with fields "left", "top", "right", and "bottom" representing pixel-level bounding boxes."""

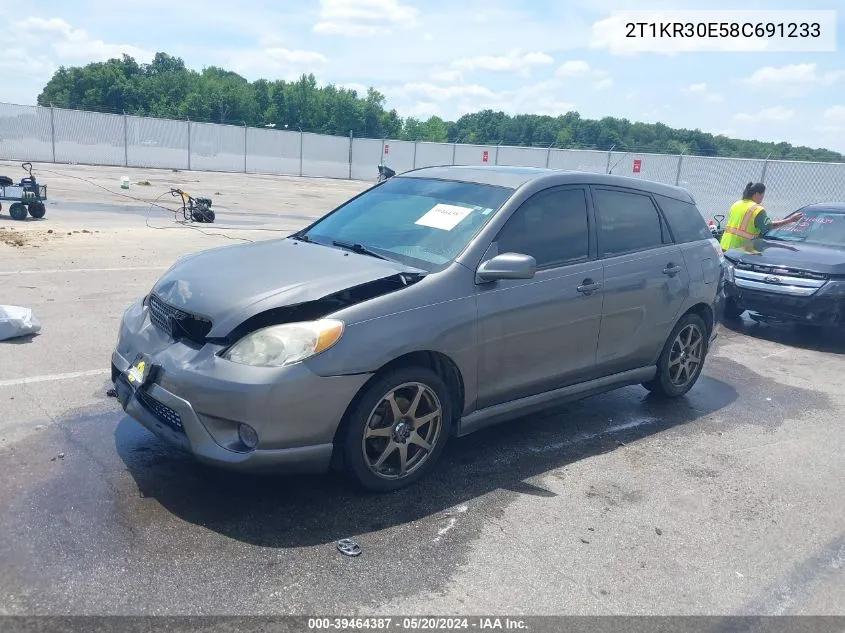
[
  {"left": 331, "top": 239, "right": 392, "bottom": 261},
  {"left": 289, "top": 232, "right": 311, "bottom": 242}
]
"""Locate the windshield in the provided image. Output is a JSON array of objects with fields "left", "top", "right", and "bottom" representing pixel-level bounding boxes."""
[
  {"left": 766, "top": 208, "right": 845, "bottom": 247},
  {"left": 298, "top": 177, "right": 514, "bottom": 271}
]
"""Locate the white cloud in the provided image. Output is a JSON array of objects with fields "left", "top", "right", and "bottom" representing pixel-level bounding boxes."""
[
  {"left": 823, "top": 105, "right": 845, "bottom": 124},
  {"left": 744, "top": 63, "right": 845, "bottom": 97},
  {"left": 817, "top": 105, "right": 845, "bottom": 134},
  {"left": 555, "top": 60, "right": 612, "bottom": 91},
  {"left": 556, "top": 60, "right": 591, "bottom": 77},
  {"left": 451, "top": 49, "right": 554, "bottom": 76},
  {"left": 228, "top": 47, "right": 328, "bottom": 80},
  {"left": 16, "top": 17, "right": 153, "bottom": 62},
  {"left": 385, "top": 82, "right": 497, "bottom": 102},
  {"left": 429, "top": 69, "right": 464, "bottom": 83},
  {"left": 682, "top": 82, "right": 724, "bottom": 103},
  {"left": 313, "top": 0, "right": 419, "bottom": 36},
  {"left": 734, "top": 106, "right": 795, "bottom": 123},
  {"left": 402, "top": 101, "right": 442, "bottom": 118}
]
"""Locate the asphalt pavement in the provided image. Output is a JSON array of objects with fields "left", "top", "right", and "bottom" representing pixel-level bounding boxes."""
[{"left": 1, "top": 164, "right": 843, "bottom": 617}]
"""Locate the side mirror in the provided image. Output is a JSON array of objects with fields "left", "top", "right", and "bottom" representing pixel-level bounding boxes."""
[{"left": 476, "top": 252, "right": 537, "bottom": 283}]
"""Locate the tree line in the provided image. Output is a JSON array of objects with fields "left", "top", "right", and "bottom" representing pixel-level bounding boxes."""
[{"left": 36, "top": 52, "right": 844, "bottom": 162}]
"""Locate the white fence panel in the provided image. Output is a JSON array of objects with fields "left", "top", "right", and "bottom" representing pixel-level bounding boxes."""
[
  {"left": 54, "top": 109, "right": 124, "bottom": 166},
  {"left": 245, "top": 128, "right": 301, "bottom": 176},
  {"left": 496, "top": 145, "right": 548, "bottom": 168},
  {"left": 414, "top": 142, "right": 454, "bottom": 168},
  {"left": 0, "top": 103, "right": 53, "bottom": 162},
  {"left": 679, "top": 156, "right": 766, "bottom": 218},
  {"left": 302, "top": 132, "right": 349, "bottom": 179},
  {"left": 350, "top": 138, "right": 382, "bottom": 181},
  {"left": 760, "top": 160, "right": 845, "bottom": 219},
  {"left": 454, "top": 143, "right": 496, "bottom": 166},
  {"left": 381, "top": 140, "right": 415, "bottom": 175},
  {"left": 607, "top": 151, "right": 680, "bottom": 186},
  {"left": 548, "top": 149, "right": 607, "bottom": 173},
  {"left": 189, "top": 122, "right": 245, "bottom": 173},
  {"left": 127, "top": 116, "right": 189, "bottom": 170}
]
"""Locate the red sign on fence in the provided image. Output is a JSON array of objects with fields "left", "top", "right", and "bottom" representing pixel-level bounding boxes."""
[
  {"left": 482, "top": 150, "right": 489, "bottom": 163},
  {"left": 384, "top": 144, "right": 389, "bottom": 155},
  {"left": 633, "top": 159, "right": 642, "bottom": 173}
]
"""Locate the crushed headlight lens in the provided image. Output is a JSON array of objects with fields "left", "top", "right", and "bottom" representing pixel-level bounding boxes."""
[{"left": 222, "top": 319, "right": 344, "bottom": 367}]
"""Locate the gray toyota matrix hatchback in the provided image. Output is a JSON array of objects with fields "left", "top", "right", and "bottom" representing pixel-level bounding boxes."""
[{"left": 112, "top": 166, "right": 727, "bottom": 492}]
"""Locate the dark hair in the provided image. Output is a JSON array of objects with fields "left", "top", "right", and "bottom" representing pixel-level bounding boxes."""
[{"left": 742, "top": 181, "right": 766, "bottom": 199}]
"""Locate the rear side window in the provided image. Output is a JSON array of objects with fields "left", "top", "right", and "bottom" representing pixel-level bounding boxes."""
[
  {"left": 592, "top": 187, "right": 665, "bottom": 257},
  {"left": 654, "top": 194, "right": 712, "bottom": 243}
]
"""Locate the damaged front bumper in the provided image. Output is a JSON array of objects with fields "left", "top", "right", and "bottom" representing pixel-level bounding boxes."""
[
  {"left": 724, "top": 277, "right": 845, "bottom": 326},
  {"left": 111, "top": 299, "right": 372, "bottom": 473}
]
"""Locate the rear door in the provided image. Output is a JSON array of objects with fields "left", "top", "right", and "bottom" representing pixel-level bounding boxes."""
[
  {"left": 474, "top": 185, "right": 604, "bottom": 409},
  {"left": 590, "top": 185, "right": 689, "bottom": 376}
]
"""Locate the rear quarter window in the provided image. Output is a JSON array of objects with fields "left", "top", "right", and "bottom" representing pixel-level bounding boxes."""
[{"left": 654, "top": 194, "right": 712, "bottom": 243}]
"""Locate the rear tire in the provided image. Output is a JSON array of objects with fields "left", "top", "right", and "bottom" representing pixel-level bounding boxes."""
[
  {"left": 642, "top": 312, "right": 709, "bottom": 399},
  {"left": 28, "top": 202, "right": 46, "bottom": 219},
  {"left": 340, "top": 366, "right": 453, "bottom": 493}
]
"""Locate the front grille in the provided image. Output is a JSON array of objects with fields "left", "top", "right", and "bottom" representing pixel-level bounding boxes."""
[
  {"left": 734, "top": 261, "right": 827, "bottom": 280},
  {"left": 137, "top": 390, "right": 185, "bottom": 434},
  {"left": 147, "top": 293, "right": 212, "bottom": 344}
]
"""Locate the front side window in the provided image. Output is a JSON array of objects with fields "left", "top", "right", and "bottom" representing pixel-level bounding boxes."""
[
  {"left": 593, "top": 188, "right": 665, "bottom": 257},
  {"left": 495, "top": 188, "right": 590, "bottom": 268},
  {"left": 300, "top": 177, "right": 514, "bottom": 271}
]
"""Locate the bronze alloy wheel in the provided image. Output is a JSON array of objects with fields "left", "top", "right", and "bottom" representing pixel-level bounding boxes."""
[{"left": 361, "top": 381, "right": 443, "bottom": 480}]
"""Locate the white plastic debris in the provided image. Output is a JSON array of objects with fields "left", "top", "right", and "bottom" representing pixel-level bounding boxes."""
[{"left": 0, "top": 305, "right": 42, "bottom": 341}]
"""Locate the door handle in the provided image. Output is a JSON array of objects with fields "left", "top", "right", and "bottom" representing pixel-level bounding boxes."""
[
  {"left": 663, "top": 263, "right": 682, "bottom": 276},
  {"left": 577, "top": 279, "right": 601, "bottom": 294}
]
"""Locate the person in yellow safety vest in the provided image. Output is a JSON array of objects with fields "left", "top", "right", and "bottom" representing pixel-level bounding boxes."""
[{"left": 720, "top": 181, "right": 803, "bottom": 251}]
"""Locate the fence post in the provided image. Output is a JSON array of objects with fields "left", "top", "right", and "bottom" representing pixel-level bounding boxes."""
[
  {"left": 348, "top": 130, "right": 353, "bottom": 180},
  {"left": 187, "top": 118, "right": 192, "bottom": 170},
  {"left": 123, "top": 112, "right": 128, "bottom": 167},
  {"left": 605, "top": 149, "right": 612, "bottom": 174},
  {"left": 545, "top": 143, "right": 552, "bottom": 168},
  {"left": 675, "top": 153, "right": 684, "bottom": 186},
  {"left": 49, "top": 104, "right": 56, "bottom": 163},
  {"left": 412, "top": 141, "right": 417, "bottom": 169},
  {"left": 494, "top": 142, "right": 500, "bottom": 166},
  {"left": 451, "top": 143, "right": 457, "bottom": 165},
  {"left": 299, "top": 128, "right": 304, "bottom": 177},
  {"left": 760, "top": 153, "right": 771, "bottom": 182},
  {"left": 243, "top": 123, "right": 248, "bottom": 174}
]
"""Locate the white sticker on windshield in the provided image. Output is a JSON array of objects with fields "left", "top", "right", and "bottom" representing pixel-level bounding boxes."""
[{"left": 415, "top": 204, "right": 474, "bottom": 231}]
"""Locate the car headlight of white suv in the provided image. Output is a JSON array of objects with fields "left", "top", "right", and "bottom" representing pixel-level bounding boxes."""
[{"left": 221, "top": 319, "right": 345, "bottom": 367}]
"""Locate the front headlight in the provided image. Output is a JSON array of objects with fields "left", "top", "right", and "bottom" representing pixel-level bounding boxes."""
[
  {"left": 221, "top": 319, "right": 344, "bottom": 367},
  {"left": 725, "top": 261, "right": 735, "bottom": 283}
]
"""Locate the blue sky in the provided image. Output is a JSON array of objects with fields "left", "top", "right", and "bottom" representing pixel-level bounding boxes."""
[{"left": 1, "top": 0, "right": 844, "bottom": 152}]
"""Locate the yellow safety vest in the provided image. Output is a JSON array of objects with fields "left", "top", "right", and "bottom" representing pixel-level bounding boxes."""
[{"left": 720, "top": 199, "right": 765, "bottom": 251}]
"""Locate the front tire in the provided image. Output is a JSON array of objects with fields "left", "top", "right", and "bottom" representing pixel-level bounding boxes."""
[
  {"left": 340, "top": 366, "right": 453, "bottom": 493},
  {"left": 643, "top": 312, "right": 709, "bottom": 398}
]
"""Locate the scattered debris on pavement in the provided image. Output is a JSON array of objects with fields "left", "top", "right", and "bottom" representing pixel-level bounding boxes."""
[{"left": 337, "top": 538, "right": 361, "bottom": 557}]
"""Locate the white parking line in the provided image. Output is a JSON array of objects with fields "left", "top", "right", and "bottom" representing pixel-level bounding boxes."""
[
  {"left": 0, "top": 369, "right": 109, "bottom": 388},
  {"left": 0, "top": 266, "right": 168, "bottom": 276}
]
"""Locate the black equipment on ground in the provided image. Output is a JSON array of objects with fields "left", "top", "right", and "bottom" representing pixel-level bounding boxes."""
[
  {"left": 0, "top": 162, "right": 48, "bottom": 221},
  {"left": 169, "top": 188, "right": 215, "bottom": 223},
  {"left": 377, "top": 164, "right": 396, "bottom": 183}
]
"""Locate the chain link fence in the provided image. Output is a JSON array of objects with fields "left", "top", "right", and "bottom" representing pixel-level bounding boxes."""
[{"left": 2, "top": 101, "right": 844, "bottom": 220}]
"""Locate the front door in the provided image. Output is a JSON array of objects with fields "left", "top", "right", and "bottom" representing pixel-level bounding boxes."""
[
  {"left": 475, "top": 186, "right": 604, "bottom": 410},
  {"left": 590, "top": 185, "right": 689, "bottom": 376}
]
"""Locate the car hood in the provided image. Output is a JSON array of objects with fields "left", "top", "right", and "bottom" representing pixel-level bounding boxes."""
[
  {"left": 724, "top": 238, "right": 845, "bottom": 276},
  {"left": 151, "top": 238, "right": 426, "bottom": 337}
]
